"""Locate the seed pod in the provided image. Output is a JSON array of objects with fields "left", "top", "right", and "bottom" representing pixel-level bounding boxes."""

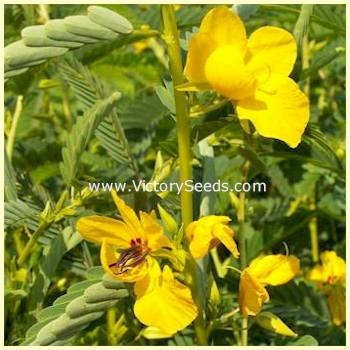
[
  {"left": 22, "top": 25, "right": 83, "bottom": 48},
  {"left": 45, "top": 19, "right": 100, "bottom": 44},
  {"left": 84, "top": 282, "right": 128, "bottom": 303},
  {"left": 102, "top": 273, "right": 125, "bottom": 289},
  {"left": 65, "top": 296, "right": 117, "bottom": 318},
  {"left": 4, "top": 67, "right": 29, "bottom": 79},
  {"left": 64, "top": 15, "right": 119, "bottom": 40},
  {"left": 5, "top": 40, "right": 67, "bottom": 67},
  {"left": 88, "top": 6, "right": 133, "bottom": 34}
]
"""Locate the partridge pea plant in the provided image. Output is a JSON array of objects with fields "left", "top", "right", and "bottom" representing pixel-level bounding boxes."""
[{"left": 4, "top": 4, "right": 345, "bottom": 346}]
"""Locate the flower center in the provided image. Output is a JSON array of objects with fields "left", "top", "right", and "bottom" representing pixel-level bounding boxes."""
[
  {"left": 109, "top": 238, "right": 149, "bottom": 274},
  {"left": 204, "top": 45, "right": 256, "bottom": 100}
]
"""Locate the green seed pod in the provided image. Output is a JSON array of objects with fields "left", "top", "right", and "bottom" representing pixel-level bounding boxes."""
[
  {"left": 87, "top": 6, "right": 133, "bottom": 34},
  {"left": 102, "top": 273, "right": 125, "bottom": 289},
  {"left": 45, "top": 19, "right": 100, "bottom": 44},
  {"left": 64, "top": 15, "right": 119, "bottom": 40},
  {"left": 65, "top": 296, "right": 117, "bottom": 318},
  {"left": 34, "top": 327, "right": 57, "bottom": 346},
  {"left": 49, "top": 312, "right": 104, "bottom": 338},
  {"left": 22, "top": 25, "right": 83, "bottom": 48},
  {"left": 84, "top": 282, "right": 128, "bottom": 303},
  {"left": 4, "top": 67, "right": 29, "bottom": 78},
  {"left": 4, "top": 40, "right": 67, "bottom": 67}
]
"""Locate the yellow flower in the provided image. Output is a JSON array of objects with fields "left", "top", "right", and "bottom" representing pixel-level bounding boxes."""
[
  {"left": 77, "top": 192, "right": 197, "bottom": 335},
  {"left": 184, "top": 6, "right": 309, "bottom": 148},
  {"left": 308, "top": 250, "right": 346, "bottom": 286},
  {"left": 185, "top": 215, "right": 239, "bottom": 260},
  {"left": 239, "top": 254, "right": 300, "bottom": 317},
  {"left": 308, "top": 251, "right": 346, "bottom": 325},
  {"left": 77, "top": 191, "right": 172, "bottom": 282}
]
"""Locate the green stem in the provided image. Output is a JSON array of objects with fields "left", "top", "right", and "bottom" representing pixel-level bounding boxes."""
[
  {"left": 17, "top": 220, "right": 52, "bottom": 266},
  {"left": 6, "top": 95, "right": 23, "bottom": 160},
  {"left": 107, "top": 308, "right": 116, "bottom": 345},
  {"left": 161, "top": 5, "right": 207, "bottom": 345},
  {"left": 161, "top": 4, "right": 193, "bottom": 228},
  {"left": 237, "top": 160, "right": 250, "bottom": 346},
  {"left": 309, "top": 190, "right": 319, "bottom": 262}
]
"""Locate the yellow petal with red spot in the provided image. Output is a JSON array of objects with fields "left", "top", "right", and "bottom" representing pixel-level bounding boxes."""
[
  {"left": 139, "top": 211, "right": 172, "bottom": 251},
  {"left": 100, "top": 240, "right": 149, "bottom": 282},
  {"left": 76, "top": 216, "right": 131, "bottom": 248},
  {"left": 205, "top": 45, "right": 256, "bottom": 100},
  {"left": 111, "top": 191, "right": 144, "bottom": 240},
  {"left": 199, "top": 6, "right": 247, "bottom": 51},
  {"left": 236, "top": 75, "right": 309, "bottom": 148},
  {"left": 309, "top": 251, "right": 346, "bottom": 286},
  {"left": 134, "top": 263, "right": 197, "bottom": 335},
  {"left": 184, "top": 32, "right": 216, "bottom": 83},
  {"left": 248, "top": 254, "right": 300, "bottom": 286},
  {"left": 247, "top": 26, "right": 297, "bottom": 76},
  {"left": 239, "top": 270, "right": 269, "bottom": 317}
]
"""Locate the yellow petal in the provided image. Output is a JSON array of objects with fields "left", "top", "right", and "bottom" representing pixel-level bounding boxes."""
[
  {"left": 199, "top": 6, "right": 247, "bottom": 52},
  {"left": 320, "top": 251, "right": 346, "bottom": 285},
  {"left": 184, "top": 32, "right": 216, "bottom": 83},
  {"left": 327, "top": 285, "right": 346, "bottom": 326},
  {"left": 236, "top": 75, "right": 309, "bottom": 148},
  {"left": 186, "top": 221, "right": 213, "bottom": 260},
  {"left": 308, "top": 264, "right": 327, "bottom": 284},
  {"left": 212, "top": 223, "right": 239, "bottom": 258},
  {"left": 256, "top": 311, "right": 297, "bottom": 337},
  {"left": 76, "top": 216, "right": 131, "bottom": 248},
  {"left": 141, "top": 326, "right": 173, "bottom": 339},
  {"left": 100, "top": 240, "right": 149, "bottom": 282},
  {"left": 248, "top": 254, "right": 300, "bottom": 286},
  {"left": 111, "top": 191, "right": 144, "bottom": 240},
  {"left": 134, "top": 264, "right": 198, "bottom": 335},
  {"left": 205, "top": 45, "right": 256, "bottom": 100},
  {"left": 239, "top": 270, "right": 269, "bottom": 317},
  {"left": 139, "top": 211, "right": 172, "bottom": 251},
  {"left": 247, "top": 26, "right": 297, "bottom": 76},
  {"left": 186, "top": 216, "right": 237, "bottom": 259}
]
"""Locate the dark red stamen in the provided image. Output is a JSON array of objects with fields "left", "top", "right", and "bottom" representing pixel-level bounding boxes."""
[{"left": 109, "top": 237, "right": 148, "bottom": 274}]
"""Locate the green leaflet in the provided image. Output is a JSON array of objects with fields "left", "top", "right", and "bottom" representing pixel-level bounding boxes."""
[
  {"left": 59, "top": 91, "right": 121, "bottom": 186},
  {"left": 5, "top": 40, "right": 68, "bottom": 67},
  {"left": 64, "top": 15, "right": 119, "bottom": 41},
  {"left": 57, "top": 59, "right": 138, "bottom": 173},
  {"left": 88, "top": 5, "right": 133, "bottom": 34},
  {"left": 45, "top": 19, "right": 100, "bottom": 44}
]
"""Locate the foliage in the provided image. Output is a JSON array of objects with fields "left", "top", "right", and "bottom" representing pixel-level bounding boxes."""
[{"left": 4, "top": 4, "right": 345, "bottom": 346}]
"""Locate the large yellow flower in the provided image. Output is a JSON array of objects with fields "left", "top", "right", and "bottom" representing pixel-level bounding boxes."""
[
  {"left": 239, "top": 254, "right": 300, "bottom": 317},
  {"left": 185, "top": 215, "right": 239, "bottom": 259},
  {"left": 184, "top": 6, "right": 309, "bottom": 148},
  {"left": 76, "top": 192, "right": 197, "bottom": 334},
  {"left": 308, "top": 251, "right": 346, "bottom": 325}
]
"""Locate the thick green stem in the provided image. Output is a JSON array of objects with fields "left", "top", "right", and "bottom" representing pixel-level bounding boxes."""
[
  {"left": 161, "top": 4, "right": 193, "bottom": 228},
  {"left": 237, "top": 160, "right": 250, "bottom": 346},
  {"left": 161, "top": 5, "right": 207, "bottom": 345}
]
